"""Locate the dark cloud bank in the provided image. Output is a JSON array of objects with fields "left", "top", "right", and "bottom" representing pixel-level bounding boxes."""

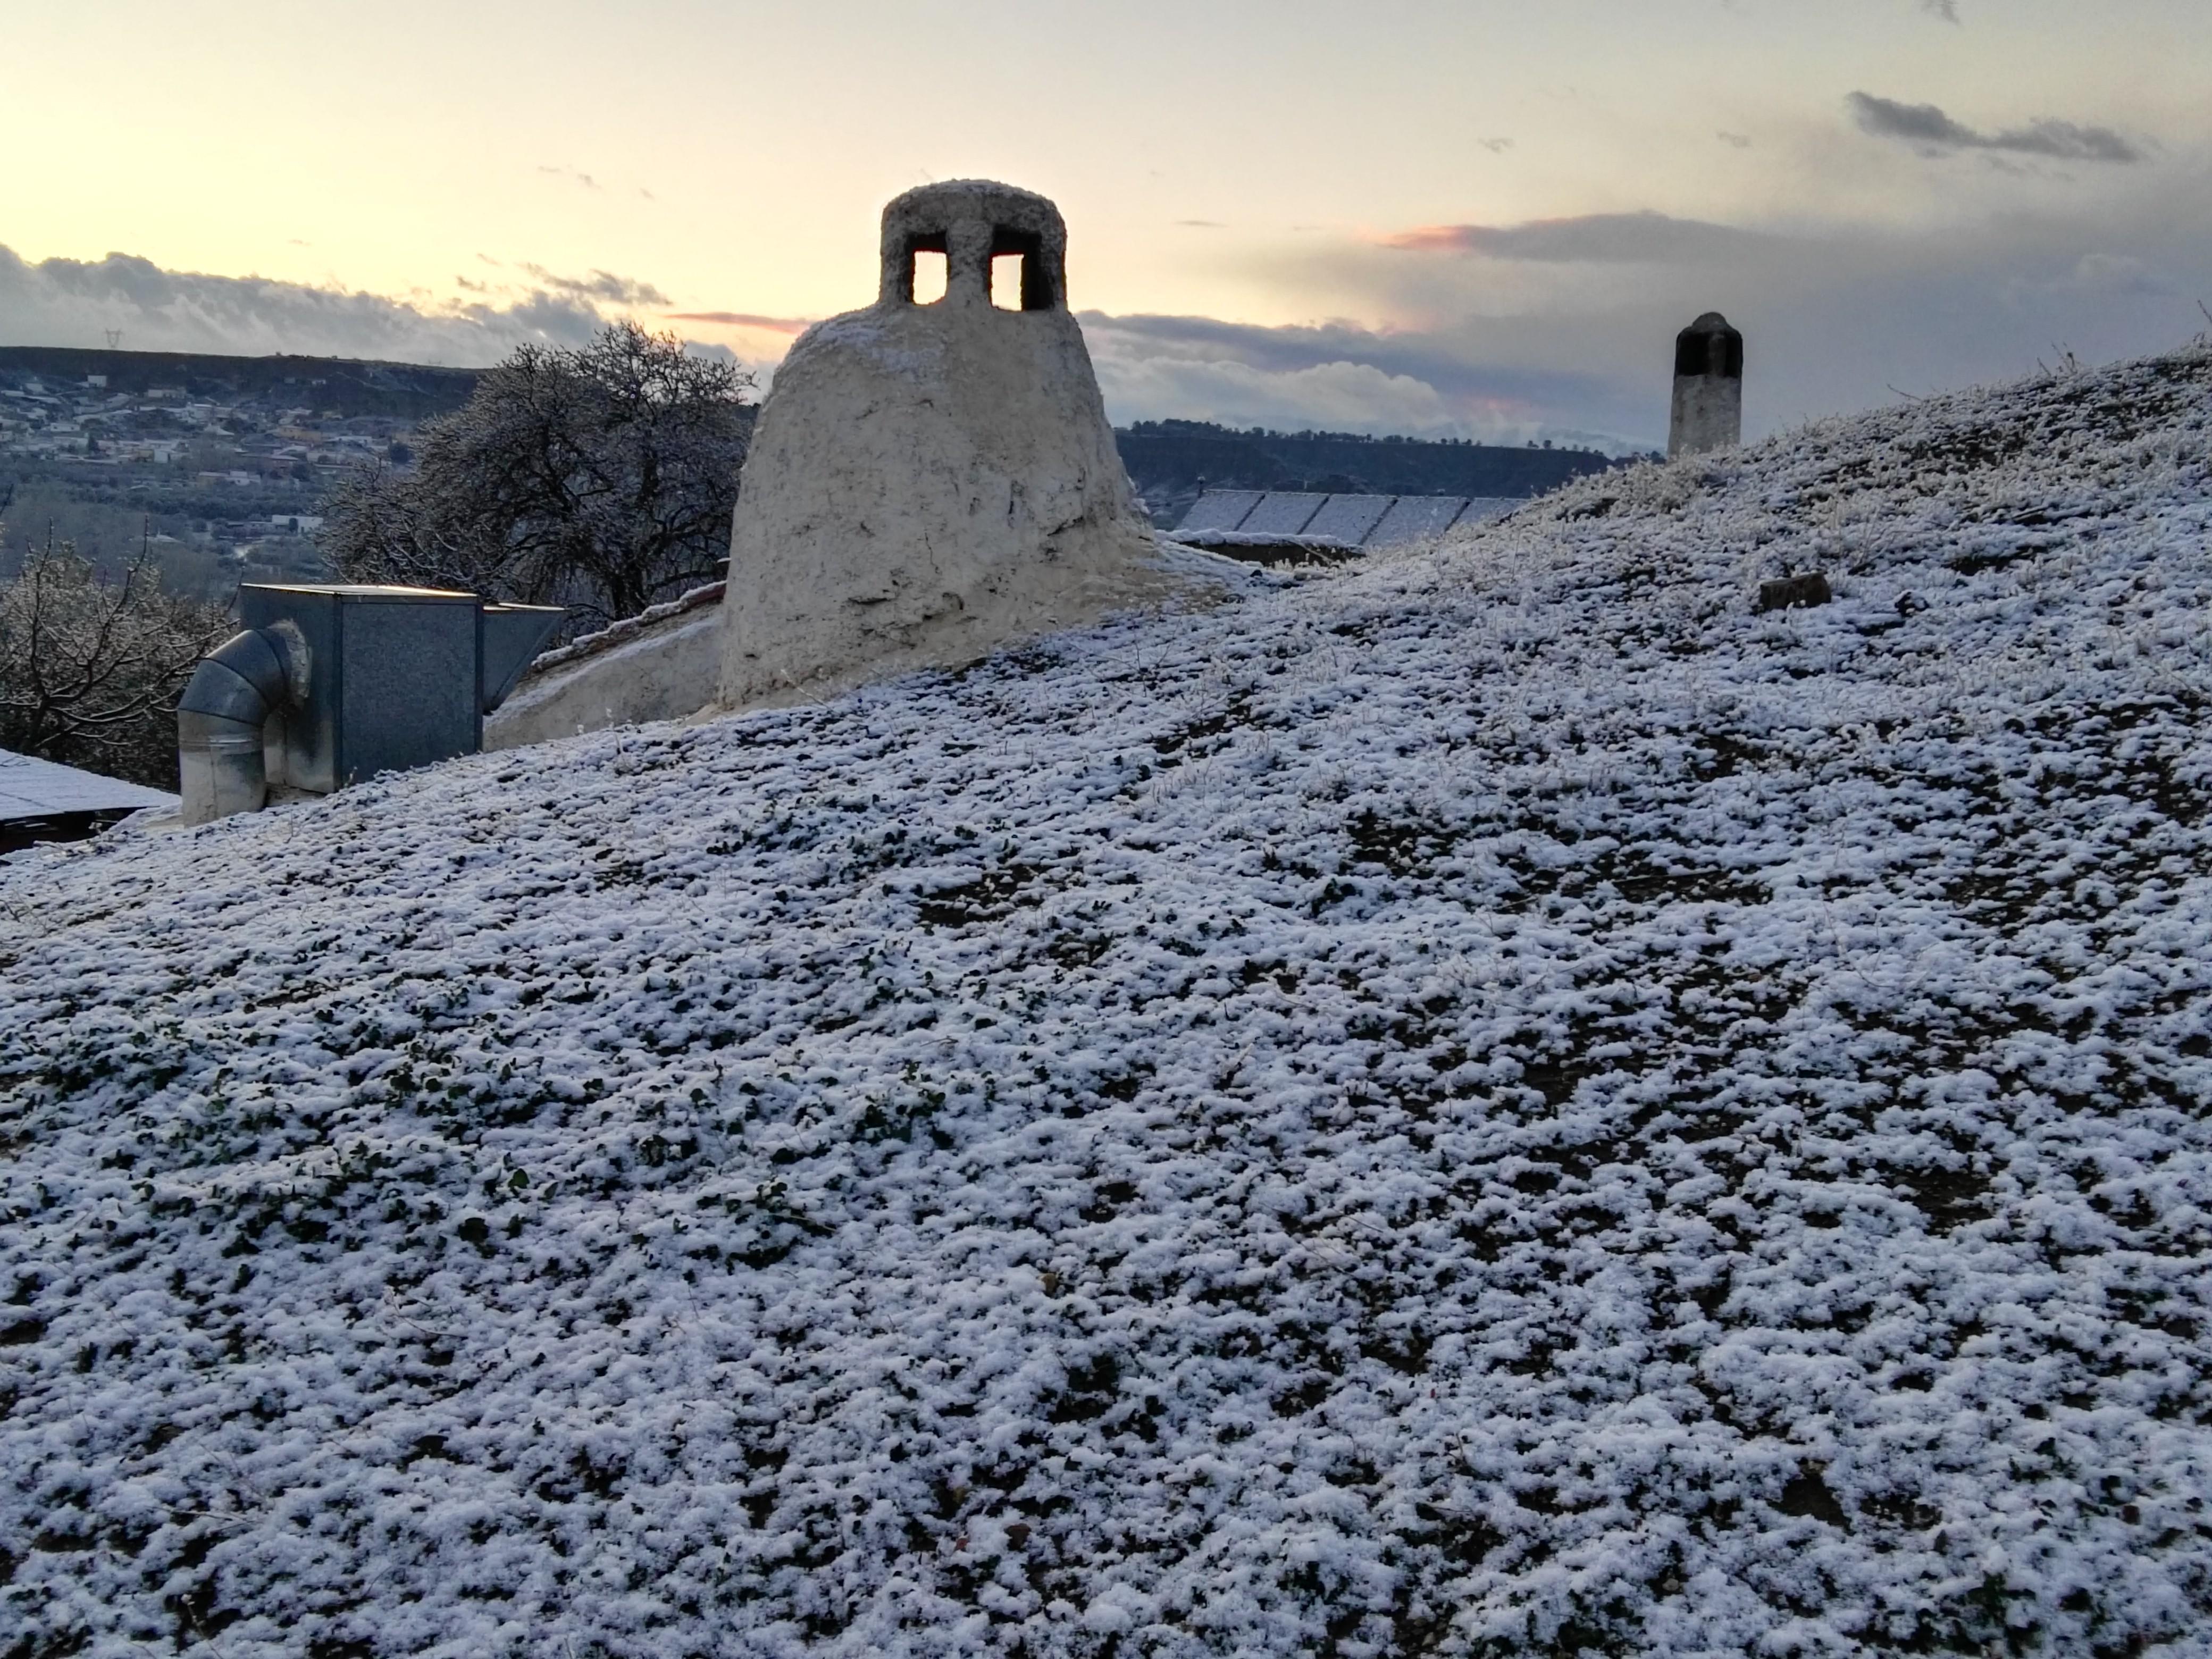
[
  {"left": 1382, "top": 212, "right": 1770, "bottom": 264},
  {"left": 6, "top": 138, "right": 2206, "bottom": 451},
  {"left": 1847, "top": 92, "right": 2142, "bottom": 164},
  {"left": 1092, "top": 90, "right": 2180, "bottom": 445},
  {"left": 0, "top": 246, "right": 694, "bottom": 367},
  {"left": 1094, "top": 183, "right": 2209, "bottom": 450}
]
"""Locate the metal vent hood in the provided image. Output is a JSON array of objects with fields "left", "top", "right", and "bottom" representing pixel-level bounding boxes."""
[{"left": 178, "top": 584, "right": 563, "bottom": 825}]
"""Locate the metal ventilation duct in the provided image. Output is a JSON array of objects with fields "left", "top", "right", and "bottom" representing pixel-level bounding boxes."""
[{"left": 178, "top": 584, "right": 563, "bottom": 825}]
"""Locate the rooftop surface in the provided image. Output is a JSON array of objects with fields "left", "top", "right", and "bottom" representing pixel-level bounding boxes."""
[
  {"left": 0, "top": 747, "right": 178, "bottom": 822},
  {"left": 3, "top": 346, "right": 2210, "bottom": 1655},
  {"left": 1174, "top": 488, "right": 1523, "bottom": 550}
]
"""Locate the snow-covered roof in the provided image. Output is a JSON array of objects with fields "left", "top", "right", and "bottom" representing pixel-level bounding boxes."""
[
  {"left": 1175, "top": 487, "right": 1529, "bottom": 550},
  {"left": 0, "top": 745, "right": 177, "bottom": 820},
  {"left": 3, "top": 347, "right": 2212, "bottom": 1654}
]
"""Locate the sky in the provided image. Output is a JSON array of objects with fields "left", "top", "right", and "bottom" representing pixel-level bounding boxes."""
[{"left": 2, "top": 0, "right": 2207, "bottom": 451}]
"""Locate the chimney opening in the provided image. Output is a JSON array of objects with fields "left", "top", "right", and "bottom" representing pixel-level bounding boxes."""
[
  {"left": 990, "top": 225, "right": 1053, "bottom": 311},
  {"left": 903, "top": 232, "right": 949, "bottom": 305}
]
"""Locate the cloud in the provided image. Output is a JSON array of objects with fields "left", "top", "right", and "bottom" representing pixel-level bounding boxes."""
[
  {"left": 1096, "top": 353, "right": 1464, "bottom": 439},
  {"left": 1078, "top": 311, "right": 1631, "bottom": 448},
  {"left": 1381, "top": 211, "right": 1770, "bottom": 263},
  {"left": 1716, "top": 131, "right": 1752, "bottom": 150},
  {"left": 1233, "top": 155, "right": 2212, "bottom": 448},
  {"left": 2002, "top": 252, "right": 2179, "bottom": 305},
  {"left": 0, "top": 245, "right": 696, "bottom": 366},
  {"left": 1175, "top": 220, "right": 1226, "bottom": 229},
  {"left": 1080, "top": 313, "right": 1596, "bottom": 403},
  {"left": 8, "top": 171, "right": 2204, "bottom": 463},
  {"left": 676, "top": 340, "right": 741, "bottom": 365},
  {"left": 2067, "top": 252, "right": 2174, "bottom": 295},
  {"left": 1846, "top": 91, "right": 2141, "bottom": 163},
  {"left": 518, "top": 265, "right": 669, "bottom": 305},
  {"left": 664, "top": 311, "right": 814, "bottom": 334}
]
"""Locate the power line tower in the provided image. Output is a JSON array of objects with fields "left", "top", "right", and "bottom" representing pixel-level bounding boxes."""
[{"left": 104, "top": 330, "right": 123, "bottom": 350}]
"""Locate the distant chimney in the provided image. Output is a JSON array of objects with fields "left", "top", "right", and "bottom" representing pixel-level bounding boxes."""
[{"left": 1668, "top": 312, "right": 1742, "bottom": 458}]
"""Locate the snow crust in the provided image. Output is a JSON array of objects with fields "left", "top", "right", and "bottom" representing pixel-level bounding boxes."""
[
  {"left": 0, "top": 748, "right": 179, "bottom": 818},
  {"left": 4, "top": 349, "right": 2212, "bottom": 1656},
  {"left": 1170, "top": 529, "right": 1360, "bottom": 554},
  {"left": 527, "top": 582, "right": 728, "bottom": 677}
]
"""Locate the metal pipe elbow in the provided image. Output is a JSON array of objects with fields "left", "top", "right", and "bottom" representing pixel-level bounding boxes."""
[{"left": 177, "top": 626, "right": 305, "bottom": 825}]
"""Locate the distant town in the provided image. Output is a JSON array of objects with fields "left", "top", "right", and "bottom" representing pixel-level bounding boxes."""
[{"left": 0, "top": 345, "right": 484, "bottom": 601}]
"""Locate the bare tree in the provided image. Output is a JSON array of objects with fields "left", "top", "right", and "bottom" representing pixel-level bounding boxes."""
[
  {"left": 0, "top": 532, "right": 230, "bottom": 788},
  {"left": 322, "top": 322, "right": 754, "bottom": 636}
]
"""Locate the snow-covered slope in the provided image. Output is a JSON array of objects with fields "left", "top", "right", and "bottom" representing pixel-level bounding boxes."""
[{"left": 5, "top": 348, "right": 2211, "bottom": 1657}]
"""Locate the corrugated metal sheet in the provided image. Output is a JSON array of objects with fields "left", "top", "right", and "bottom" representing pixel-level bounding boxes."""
[
  {"left": 1172, "top": 490, "right": 1266, "bottom": 534},
  {"left": 1453, "top": 497, "right": 1522, "bottom": 529},
  {"left": 1172, "top": 488, "right": 1526, "bottom": 552},
  {"left": 1301, "top": 495, "right": 1394, "bottom": 544},
  {"left": 1364, "top": 496, "right": 1470, "bottom": 548},
  {"left": 1238, "top": 493, "right": 1329, "bottom": 537}
]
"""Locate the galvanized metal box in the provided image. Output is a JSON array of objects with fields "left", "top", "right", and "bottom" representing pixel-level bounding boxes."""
[{"left": 238, "top": 584, "right": 485, "bottom": 793}]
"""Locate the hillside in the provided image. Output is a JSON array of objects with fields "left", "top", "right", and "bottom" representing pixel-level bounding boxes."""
[
  {"left": 0, "top": 346, "right": 482, "bottom": 421},
  {"left": 3, "top": 347, "right": 2211, "bottom": 1656}
]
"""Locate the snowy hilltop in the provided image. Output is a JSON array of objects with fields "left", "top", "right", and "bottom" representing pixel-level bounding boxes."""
[{"left": 3, "top": 347, "right": 2211, "bottom": 1656}]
